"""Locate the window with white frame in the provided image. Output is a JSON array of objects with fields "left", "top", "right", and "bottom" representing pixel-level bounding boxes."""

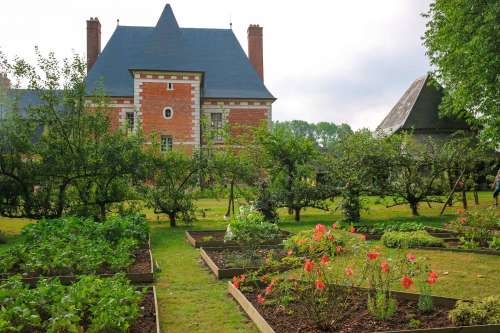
[
  {"left": 125, "top": 111, "right": 135, "bottom": 134},
  {"left": 210, "top": 112, "right": 223, "bottom": 141},
  {"left": 167, "top": 82, "right": 174, "bottom": 91},
  {"left": 160, "top": 135, "right": 173, "bottom": 152},
  {"left": 163, "top": 107, "right": 173, "bottom": 119}
]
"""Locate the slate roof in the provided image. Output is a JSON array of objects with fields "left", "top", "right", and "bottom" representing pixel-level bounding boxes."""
[
  {"left": 86, "top": 4, "right": 274, "bottom": 100},
  {"left": 377, "top": 75, "right": 469, "bottom": 135}
]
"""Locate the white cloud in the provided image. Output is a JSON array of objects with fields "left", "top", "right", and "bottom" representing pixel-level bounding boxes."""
[{"left": 0, "top": 0, "right": 433, "bottom": 129}]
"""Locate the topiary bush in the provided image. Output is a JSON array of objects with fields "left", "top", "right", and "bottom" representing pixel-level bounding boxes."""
[
  {"left": 448, "top": 296, "right": 500, "bottom": 326},
  {"left": 381, "top": 231, "right": 444, "bottom": 248}
]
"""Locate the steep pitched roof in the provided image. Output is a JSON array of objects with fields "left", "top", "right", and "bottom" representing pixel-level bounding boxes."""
[
  {"left": 86, "top": 4, "right": 274, "bottom": 100},
  {"left": 377, "top": 75, "right": 469, "bottom": 135}
]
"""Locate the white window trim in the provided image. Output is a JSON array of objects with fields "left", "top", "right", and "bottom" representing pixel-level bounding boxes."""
[
  {"left": 167, "top": 82, "right": 174, "bottom": 91},
  {"left": 163, "top": 107, "right": 173, "bottom": 120},
  {"left": 160, "top": 135, "right": 173, "bottom": 152}
]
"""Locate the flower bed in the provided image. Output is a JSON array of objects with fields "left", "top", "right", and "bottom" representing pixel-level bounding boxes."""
[
  {"left": 0, "top": 215, "right": 155, "bottom": 283},
  {"left": 228, "top": 281, "right": 500, "bottom": 333},
  {"left": 0, "top": 274, "right": 160, "bottom": 332},
  {"left": 186, "top": 229, "right": 291, "bottom": 248},
  {"left": 200, "top": 246, "right": 292, "bottom": 279}
]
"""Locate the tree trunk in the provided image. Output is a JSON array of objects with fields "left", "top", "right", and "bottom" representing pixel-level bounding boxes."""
[
  {"left": 169, "top": 213, "right": 177, "bottom": 227},
  {"left": 98, "top": 203, "right": 106, "bottom": 221},
  {"left": 410, "top": 201, "right": 419, "bottom": 216},
  {"left": 225, "top": 180, "right": 234, "bottom": 217},
  {"left": 294, "top": 208, "right": 301, "bottom": 221},
  {"left": 56, "top": 182, "right": 69, "bottom": 217},
  {"left": 474, "top": 191, "right": 479, "bottom": 205},
  {"left": 462, "top": 190, "right": 468, "bottom": 210}
]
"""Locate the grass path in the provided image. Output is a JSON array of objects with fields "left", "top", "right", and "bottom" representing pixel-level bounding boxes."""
[{"left": 151, "top": 224, "right": 258, "bottom": 333}]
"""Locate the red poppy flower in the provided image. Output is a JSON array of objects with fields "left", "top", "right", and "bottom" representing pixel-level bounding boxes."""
[
  {"left": 345, "top": 267, "right": 353, "bottom": 276},
  {"left": 257, "top": 294, "right": 265, "bottom": 305},
  {"left": 313, "top": 232, "right": 323, "bottom": 242},
  {"left": 359, "top": 234, "right": 366, "bottom": 241},
  {"left": 315, "top": 279, "right": 326, "bottom": 290},
  {"left": 380, "top": 261, "right": 390, "bottom": 273},
  {"left": 456, "top": 208, "right": 464, "bottom": 215},
  {"left": 336, "top": 246, "right": 343, "bottom": 254},
  {"left": 320, "top": 255, "right": 330, "bottom": 265},
  {"left": 460, "top": 218, "right": 466, "bottom": 224},
  {"left": 240, "top": 274, "right": 246, "bottom": 282},
  {"left": 332, "top": 223, "right": 338, "bottom": 229},
  {"left": 232, "top": 276, "right": 239, "bottom": 289},
  {"left": 315, "top": 224, "right": 326, "bottom": 234},
  {"left": 265, "top": 282, "right": 274, "bottom": 295},
  {"left": 287, "top": 249, "right": 294, "bottom": 256},
  {"left": 406, "top": 253, "right": 416, "bottom": 263},
  {"left": 327, "top": 233, "right": 336, "bottom": 241},
  {"left": 427, "top": 271, "right": 438, "bottom": 285},
  {"left": 401, "top": 275, "right": 413, "bottom": 289},
  {"left": 367, "top": 252, "right": 380, "bottom": 260},
  {"left": 304, "top": 259, "right": 314, "bottom": 273},
  {"left": 349, "top": 226, "right": 356, "bottom": 233}
]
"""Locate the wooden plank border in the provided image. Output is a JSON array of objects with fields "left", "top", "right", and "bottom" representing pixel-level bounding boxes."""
[
  {"left": 227, "top": 282, "right": 500, "bottom": 333},
  {"left": 199, "top": 247, "right": 259, "bottom": 279},
  {"left": 153, "top": 286, "right": 161, "bottom": 333}
]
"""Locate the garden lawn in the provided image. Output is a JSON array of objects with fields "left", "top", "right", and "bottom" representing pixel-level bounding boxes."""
[{"left": 0, "top": 192, "right": 499, "bottom": 332}]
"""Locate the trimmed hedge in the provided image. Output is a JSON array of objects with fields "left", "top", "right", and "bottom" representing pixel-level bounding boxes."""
[
  {"left": 381, "top": 230, "right": 444, "bottom": 248},
  {"left": 449, "top": 296, "right": 500, "bottom": 326}
]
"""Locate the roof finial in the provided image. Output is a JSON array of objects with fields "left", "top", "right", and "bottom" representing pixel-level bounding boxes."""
[
  {"left": 117, "top": 19, "right": 120, "bottom": 26},
  {"left": 229, "top": 13, "right": 232, "bottom": 29}
]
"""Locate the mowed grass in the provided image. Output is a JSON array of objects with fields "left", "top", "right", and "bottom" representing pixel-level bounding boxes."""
[{"left": 0, "top": 192, "right": 499, "bottom": 332}]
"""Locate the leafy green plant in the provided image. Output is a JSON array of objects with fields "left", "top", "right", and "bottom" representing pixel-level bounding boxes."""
[
  {"left": 445, "top": 207, "right": 499, "bottom": 248},
  {"left": 381, "top": 231, "right": 444, "bottom": 248},
  {"left": 488, "top": 237, "right": 500, "bottom": 251},
  {"left": 225, "top": 205, "right": 281, "bottom": 242},
  {"left": 448, "top": 296, "right": 500, "bottom": 326},
  {"left": 0, "top": 274, "right": 143, "bottom": 332}
]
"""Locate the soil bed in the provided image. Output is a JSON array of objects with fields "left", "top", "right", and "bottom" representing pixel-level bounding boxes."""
[
  {"left": 0, "top": 245, "right": 154, "bottom": 284},
  {"left": 186, "top": 229, "right": 291, "bottom": 248},
  {"left": 200, "top": 246, "right": 288, "bottom": 279},
  {"left": 229, "top": 282, "right": 500, "bottom": 333}
]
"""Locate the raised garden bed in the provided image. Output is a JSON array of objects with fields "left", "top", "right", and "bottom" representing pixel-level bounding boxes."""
[
  {"left": 200, "top": 246, "right": 286, "bottom": 279},
  {"left": 186, "top": 229, "right": 291, "bottom": 248},
  {"left": 362, "top": 227, "right": 458, "bottom": 241},
  {"left": 131, "top": 286, "right": 161, "bottom": 333},
  {"left": 228, "top": 281, "right": 500, "bottom": 333},
  {"left": 417, "top": 239, "right": 500, "bottom": 256}
]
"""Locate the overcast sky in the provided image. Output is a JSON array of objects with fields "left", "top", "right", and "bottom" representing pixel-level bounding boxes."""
[{"left": 1, "top": 0, "right": 433, "bottom": 129}]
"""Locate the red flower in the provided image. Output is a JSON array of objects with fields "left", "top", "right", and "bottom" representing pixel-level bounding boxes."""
[
  {"left": 367, "top": 252, "right": 380, "bottom": 260},
  {"left": 315, "top": 224, "right": 326, "bottom": 234},
  {"left": 304, "top": 259, "right": 314, "bottom": 273},
  {"left": 401, "top": 275, "right": 413, "bottom": 289},
  {"left": 327, "top": 233, "right": 335, "bottom": 241},
  {"left": 406, "top": 253, "right": 416, "bottom": 263},
  {"left": 345, "top": 267, "right": 354, "bottom": 276},
  {"left": 257, "top": 294, "right": 265, "bottom": 305},
  {"left": 320, "top": 255, "right": 330, "bottom": 265},
  {"left": 349, "top": 226, "right": 356, "bottom": 233},
  {"left": 332, "top": 223, "right": 338, "bottom": 229},
  {"left": 460, "top": 218, "right": 466, "bottom": 225},
  {"left": 312, "top": 232, "right": 323, "bottom": 242},
  {"left": 359, "top": 234, "right": 366, "bottom": 241},
  {"left": 315, "top": 279, "right": 326, "bottom": 290},
  {"left": 232, "top": 276, "right": 240, "bottom": 289},
  {"left": 239, "top": 274, "right": 246, "bottom": 282},
  {"left": 380, "top": 261, "right": 390, "bottom": 273},
  {"left": 336, "top": 246, "right": 343, "bottom": 254},
  {"left": 456, "top": 208, "right": 464, "bottom": 215},
  {"left": 287, "top": 249, "right": 294, "bottom": 256},
  {"left": 427, "top": 271, "right": 438, "bottom": 285},
  {"left": 265, "top": 282, "right": 274, "bottom": 295}
]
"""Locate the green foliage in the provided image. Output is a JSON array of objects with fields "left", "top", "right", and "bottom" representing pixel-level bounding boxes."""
[
  {"left": 284, "top": 224, "right": 366, "bottom": 258},
  {"left": 0, "top": 231, "right": 6, "bottom": 244},
  {"left": 368, "top": 291, "right": 397, "bottom": 320},
  {"left": 449, "top": 296, "right": 500, "bottom": 326},
  {"left": 445, "top": 207, "right": 499, "bottom": 248},
  {"left": 355, "top": 222, "right": 426, "bottom": 234},
  {"left": 488, "top": 237, "right": 500, "bottom": 251},
  {"left": 225, "top": 205, "right": 281, "bottom": 243},
  {"left": 423, "top": 0, "right": 500, "bottom": 143},
  {"left": 0, "top": 215, "right": 148, "bottom": 276},
  {"left": 0, "top": 274, "right": 143, "bottom": 332},
  {"left": 381, "top": 231, "right": 444, "bottom": 249}
]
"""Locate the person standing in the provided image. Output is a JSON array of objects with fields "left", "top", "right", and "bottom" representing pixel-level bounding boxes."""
[{"left": 493, "top": 168, "right": 500, "bottom": 206}]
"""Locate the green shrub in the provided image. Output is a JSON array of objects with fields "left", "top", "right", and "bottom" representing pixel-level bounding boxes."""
[
  {"left": 0, "top": 215, "right": 149, "bottom": 276},
  {"left": 448, "top": 296, "right": 500, "bottom": 326},
  {"left": 0, "top": 231, "right": 7, "bottom": 244},
  {"left": 381, "top": 231, "right": 444, "bottom": 248},
  {"left": 445, "top": 207, "right": 499, "bottom": 248},
  {"left": 0, "top": 274, "right": 143, "bottom": 332},
  {"left": 355, "top": 222, "right": 425, "bottom": 234},
  {"left": 225, "top": 205, "right": 281, "bottom": 243}
]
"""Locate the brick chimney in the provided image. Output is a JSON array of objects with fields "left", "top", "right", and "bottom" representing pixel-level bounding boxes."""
[
  {"left": 86, "top": 17, "right": 101, "bottom": 73},
  {"left": 0, "top": 73, "right": 10, "bottom": 90},
  {"left": 247, "top": 24, "right": 264, "bottom": 81}
]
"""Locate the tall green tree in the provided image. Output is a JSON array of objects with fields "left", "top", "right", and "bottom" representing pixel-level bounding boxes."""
[{"left": 423, "top": 0, "right": 500, "bottom": 144}]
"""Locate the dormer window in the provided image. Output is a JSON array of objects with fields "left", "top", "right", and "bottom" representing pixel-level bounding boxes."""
[{"left": 167, "top": 82, "right": 174, "bottom": 91}]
